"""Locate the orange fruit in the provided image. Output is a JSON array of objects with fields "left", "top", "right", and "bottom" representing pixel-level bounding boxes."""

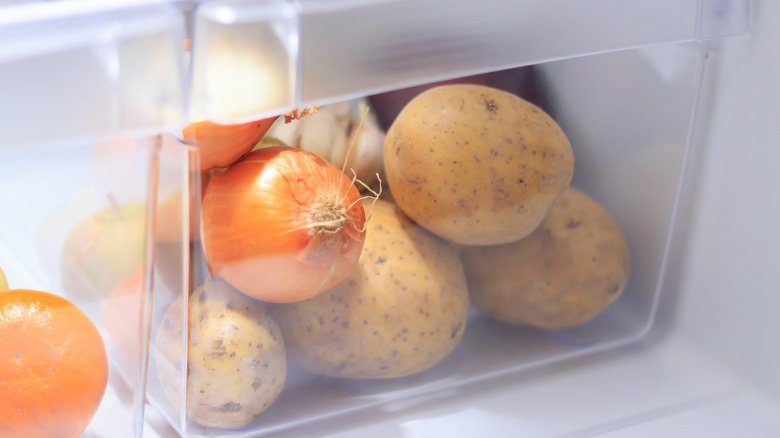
[{"left": 0, "top": 289, "right": 109, "bottom": 438}]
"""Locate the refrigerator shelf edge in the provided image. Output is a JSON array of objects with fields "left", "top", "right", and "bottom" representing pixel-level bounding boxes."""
[
  {"left": 189, "top": 0, "right": 751, "bottom": 122},
  {"left": 0, "top": 1, "right": 188, "bottom": 149}
]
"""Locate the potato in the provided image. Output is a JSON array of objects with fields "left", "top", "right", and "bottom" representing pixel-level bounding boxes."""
[
  {"left": 461, "top": 187, "right": 631, "bottom": 328},
  {"left": 154, "top": 280, "right": 286, "bottom": 429},
  {"left": 384, "top": 84, "right": 574, "bottom": 245},
  {"left": 271, "top": 199, "right": 469, "bottom": 379}
]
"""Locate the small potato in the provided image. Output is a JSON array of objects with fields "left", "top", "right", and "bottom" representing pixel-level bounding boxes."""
[
  {"left": 384, "top": 84, "right": 574, "bottom": 245},
  {"left": 272, "top": 199, "right": 469, "bottom": 379},
  {"left": 461, "top": 187, "right": 631, "bottom": 328},
  {"left": 154, "top": 280, "right": 286, "bottom": 429}
]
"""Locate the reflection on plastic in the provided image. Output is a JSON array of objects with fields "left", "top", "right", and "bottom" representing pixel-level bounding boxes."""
[{"left": 544, "top": 329, "right": 597, "bottom": 348}]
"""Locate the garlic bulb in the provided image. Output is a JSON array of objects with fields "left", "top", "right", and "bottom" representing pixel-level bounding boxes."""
[
  {"left": 344, "top": 118, "right": 384, "bottom": 187},
  {"left": 260, "top": 99, "right": 385, "bottom": 190},
  {"left": 295, "top": 108, "right": 348, "bottom": 164}
]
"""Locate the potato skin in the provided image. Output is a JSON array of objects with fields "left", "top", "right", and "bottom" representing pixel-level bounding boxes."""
[
  {"left": 461, "top": 187, "right": 631, "bottom": 328},
  {"left": 154, "top": 280, "right": 286, "bottom": 429},
  {"left": 383, "top": 84, "right": 574, "bottom": 245},
  {"left": 271, "top": 199, "right": 469, "bottom": 379}
]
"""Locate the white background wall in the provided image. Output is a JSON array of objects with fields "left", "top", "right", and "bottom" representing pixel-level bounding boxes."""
[{"left": 673, "top": 0, "right": 780, "bottom": 399}]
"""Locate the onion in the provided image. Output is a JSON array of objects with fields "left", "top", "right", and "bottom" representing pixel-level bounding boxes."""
[
  {"left": 183, "top": 118, "right": 276, "bottom": 171},
  {"left": 200, "top": 146, "right": 367, "bottom": 303}
]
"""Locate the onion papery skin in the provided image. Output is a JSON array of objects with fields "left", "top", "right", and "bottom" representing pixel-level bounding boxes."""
[{"left": 184, "top": 118, "right": 276, "bottom": 171}]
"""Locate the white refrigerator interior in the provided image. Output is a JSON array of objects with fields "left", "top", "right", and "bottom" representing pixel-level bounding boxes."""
[{"left": 0, "top": 0, "right": 778, "bottom": 437}]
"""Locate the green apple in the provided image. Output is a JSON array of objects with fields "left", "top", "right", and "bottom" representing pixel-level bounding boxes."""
[{"left": 60, "top": 200, "right": 147, "bottom": 304}]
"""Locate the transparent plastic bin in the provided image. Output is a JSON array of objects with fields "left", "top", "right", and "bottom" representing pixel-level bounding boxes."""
[
  {"left": 0, "top": 1, "right": 187, "bottom": 437},
  {"left": 150, "top": 0, "right": 752, "bottom": 437},
  {"left": 0, "top": 0, "right": 753, "bottom": 437}
]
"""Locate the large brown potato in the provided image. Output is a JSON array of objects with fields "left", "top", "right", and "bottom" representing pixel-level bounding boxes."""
[
  {"left": 384, "top": 84, "right": 574, "bottom": 245},
  {"left": 271, "top": 199, "right": 469, "bottom": 379},
  {"left": 461, "top": 187, "right": 631, "bottom": 328}
]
